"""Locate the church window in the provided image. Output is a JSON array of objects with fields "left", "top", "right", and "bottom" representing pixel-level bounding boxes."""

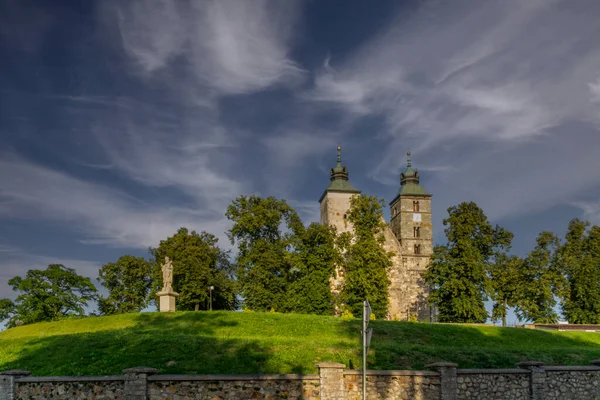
[
  {"left": 413, "top": 201, "right": 420, "bottom": 212},
  {"left": 414, "top": 227, "right": 420, "bottom": 238},
  {"left": 414, "top": 244, "right": 421, "bottom": 255}
]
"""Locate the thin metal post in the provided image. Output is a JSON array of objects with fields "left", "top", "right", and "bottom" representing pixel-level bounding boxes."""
[{"left": 363, "top": 300, "right": 366, "bottom": 400}]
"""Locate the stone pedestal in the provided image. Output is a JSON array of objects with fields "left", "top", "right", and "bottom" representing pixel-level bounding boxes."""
[{"left": 156, "top": 291, "right": 179, "bottom": 312}]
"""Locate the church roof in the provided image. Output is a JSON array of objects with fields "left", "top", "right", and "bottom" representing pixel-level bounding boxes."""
[
  {"left": 389, "top": 151, "right": 431, "bottom": 204},
  {"left": 319, "top": 146, "right": 361, "bottom": 202}
]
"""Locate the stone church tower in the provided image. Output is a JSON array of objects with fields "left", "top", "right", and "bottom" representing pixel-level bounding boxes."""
[
  {"left": 388, "top": 152, "right": 434, "bottom": 321},
  {"left": 319, "top": 148, "right": 434, "bottom": 321}
]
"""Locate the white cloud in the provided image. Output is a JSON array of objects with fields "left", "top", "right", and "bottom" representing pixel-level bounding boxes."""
[
  {"left": 303, "top": 0, "right": 600, "bottom": 222},
  {"left": 105, "top": 0, "right": 305, "bottom": 95},
  {"left": 0, "top": 152, "right": 234, "bottom": 249},
  {"left": 573, "top": 202, "right": 600, "bottom": 225},
  {"left": 308, "top": 0, "right": 600, "bottom": 148},
  {"left": 0, "top": 246, "right": 102, "bottom": 300}
]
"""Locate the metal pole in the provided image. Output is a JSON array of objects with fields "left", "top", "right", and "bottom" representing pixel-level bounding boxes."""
[{"left": 363, "top": 300, "right": 366, "bottom": 400}]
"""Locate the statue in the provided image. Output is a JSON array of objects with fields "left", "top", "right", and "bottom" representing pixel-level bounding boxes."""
[{"left": 161, "top": 256, "right": 173, "bottom": 292}]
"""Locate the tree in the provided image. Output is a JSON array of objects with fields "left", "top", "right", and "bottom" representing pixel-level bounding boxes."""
[
  {"left": 97, "top": 255, "right": 153, "bottom": 315},
  {"left": 0, "top": 264, "right": 97, "bottom": 328},
  {"left": 150, "top": 228, "right": 237, "bottom": 311},
  {"left": 489, "top": 254, "right": 523, "bottom": 327},
  {"left": 513, "top": 231, "right": 564, "bottom": 323},
  {"left": 226, "top": 195, "right": 304, "bottom": 312},
  {"left": 339, "top": 194, "right": 393, "bottom": 319},
  {"left": 424, "top": 201, "right": 513, "bottom": 323},
  {"left": 284, "top": 223, "right": 341, "bottom": 315},
  {"left": 557, "top": 219, "right": 600, "bottom": 324}
]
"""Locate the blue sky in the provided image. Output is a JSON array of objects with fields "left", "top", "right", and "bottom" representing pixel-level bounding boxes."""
[{"left": 1, "top": 0, "right": 600, "bottom": 318}]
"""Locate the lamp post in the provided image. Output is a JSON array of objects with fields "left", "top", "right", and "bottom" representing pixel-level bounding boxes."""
[{"left": 208, "top": 286, "right": 214, "bottom": 311}]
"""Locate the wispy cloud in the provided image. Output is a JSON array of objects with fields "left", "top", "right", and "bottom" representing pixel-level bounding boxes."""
[
  {"left": 308, "top": 0, "right": 600, "bottom": 148},
  {"left": 0, "top": 152, "right": 234, "bottom": 248},
  {"left": 0, "top": 245, "right": 101, "bottom": 300},
  {"left": 304, "top": 0, "right": 600, "bottom": 221},
  {"left": 104, "top": 0, "right": 305, "bottom": 96}
]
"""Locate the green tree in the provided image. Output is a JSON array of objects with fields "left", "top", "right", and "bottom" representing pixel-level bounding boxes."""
[
  {"left": 97, "top": 255, "right": 153, "bottom": 315},
  {"left": 513, "top": 231, "right": 564, "bottom": 323},
  {"left": 489, "top": 254, "right": 523, "bottom": 327},
  {"left": 226, "top": 195, "right": 304, "bottom": 312},
  {"left": 424, "top": 201, "right": 513, "bottom": 323},
  {"left": 284, "top": 223, "right": 341, "bottom": 315},
  {"left": 0, "top": 264, "right": 97, "bottom": 328},
  {"left": 339, "top": 194, "right": 393, "bottom": 319},
  {"left": 557, "top": 219, "right": 600, "bottom": 324},
  {"left": 150, "top": 228, "right": 237, "bottom": 311}
]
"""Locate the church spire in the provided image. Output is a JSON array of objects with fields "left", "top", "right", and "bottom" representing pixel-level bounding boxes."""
[
  {"left": 396, "top": 151, "right": 430, "bottom": 197},
  {"left": 318, "top": 146, "right": 361, "bottom": 203},
  {"left": 330, "top": 146, "right": 349, "bottom": 182}
]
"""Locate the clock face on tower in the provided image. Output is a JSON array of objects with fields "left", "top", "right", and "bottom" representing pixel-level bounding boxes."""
[{"left": 412, "top": 213, "right": 421, "bottom": 222}]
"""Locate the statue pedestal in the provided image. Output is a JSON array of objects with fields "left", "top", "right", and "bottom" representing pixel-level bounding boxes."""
[{"left": 157, "top": 290, "right": 179, "bottom": 312}]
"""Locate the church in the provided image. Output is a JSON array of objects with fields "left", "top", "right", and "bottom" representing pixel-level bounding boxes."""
[{"left": 319, "top": 147, "right": 434, "bottom": 321}]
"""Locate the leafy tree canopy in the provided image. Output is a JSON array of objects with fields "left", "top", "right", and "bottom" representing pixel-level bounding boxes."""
[
  {"left": 284, "top": 222, "right": 341, "bottom": 315},
  {"left": 0, "top": 264, "right": 97, "bottom": 328},
  {"left": 150, "top": 228, "right": 238, "bottom": 311},
  {"left": 489, "top": 254, "right": 523, "bottom": 327},
  {"left": 226, "top": 195, "right": 304, "bottom": 312},
  {"left": 424, "top": 201, "right": 513, "bottom": 323},
  {"left": 514, "top": 231, "right": 564, "bottom": 324},
  {"left": 340, "top": 194, "right": 393, "bottom": 319},
  {"left": 97, "top": 255, "right": 153, "bottom": 315},
  {"left": 557, "top": 219, "right": 600, "bottom": 324}
]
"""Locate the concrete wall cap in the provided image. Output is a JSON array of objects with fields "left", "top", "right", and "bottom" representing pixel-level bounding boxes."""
[
  {"left": 0, "top": 370, "right": 31, "bottom": 376},
  {"left": 122, "top": 367, "right": 159, "bottom": 375},
  {"left": 516, "top": 361, "right": 545, "bottom": 368},
  {"left": 316, "top": 362, "right": 346, "bottom": 369},
  {"left": 426, "top": 362, "right": 458, "bottom": 369}
]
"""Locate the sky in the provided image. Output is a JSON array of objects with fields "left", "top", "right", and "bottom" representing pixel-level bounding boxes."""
[{"left": 1, "top": 0, "right": 600, "bottom": 321}]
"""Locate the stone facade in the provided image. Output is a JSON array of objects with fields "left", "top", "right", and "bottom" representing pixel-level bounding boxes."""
[
  {"left": 319, "top": 149, "right": 434, "bottom": 321},
  {"left": 4, "top": 360, "right": 600, "bottom": 400},
  {"left": 149, "top": 375, "right": 320, "bottom": 400},
  {"left": 455, "top": 370, "right": 530, "bottom": 399},
  {"left": 344, "top": 370, "right": 440, "bottom": 400},
  {"left": 14, "top": 377, "right": 125, "bottom": 399}
]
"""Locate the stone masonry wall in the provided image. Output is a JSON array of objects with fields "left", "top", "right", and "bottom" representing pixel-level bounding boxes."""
[
  {"left": 15, "top": 377, "right": 125, "bottom": 399},
  {"left": 455, "top": 370, "right": 530, "bottom": 400},
  {"left": 148, "top": 375, "right": 320, "bottom": 400},
  {"left": 388, "top": 195, "right": 433, "bottom": 322},
  {"left": 344, "top": 370, "right": 440, "bottom": 400},
  {"left": 544, "top": 367, "right": 600, "bottom": 399},
  {"left": 4, "top": 360, "right": 600, "bottom": 399}
]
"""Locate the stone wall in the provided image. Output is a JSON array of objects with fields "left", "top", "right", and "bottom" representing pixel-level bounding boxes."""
[
  {"left": 344, "top": 370, "right": 440, "bottom": 400},
  {"left": 455, "top": 369, "right": 530, "bottom": 399},
  {"left": 148, "top": 374, "right": 320, "bottom": 400},
  {"left": 544, "top": 367, "right": 600, "bottom": 399},
  {"left": 14, "top": 376, "right": 125, "bottom": 399},
  {"left": 4, "top": 360, "right": 600, "bottom": 399}
]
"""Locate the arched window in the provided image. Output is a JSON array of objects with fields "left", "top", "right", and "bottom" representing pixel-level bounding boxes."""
[
  {"left": 413, "top": 201, "right": 420, "bottom": 212},
  {"left": 414, "top": 244, "right": 421, "bottom": 255},
  {"left": 414, "top": 227, "right": 421, "bottom": 238}
]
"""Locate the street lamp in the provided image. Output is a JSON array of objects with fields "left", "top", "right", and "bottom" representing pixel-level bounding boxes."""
[{"left": 208, "top": 286, "right": 214, "bottom": 311}]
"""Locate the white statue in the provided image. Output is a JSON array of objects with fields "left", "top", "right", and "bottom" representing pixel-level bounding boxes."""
[{"left": 161, "top": 256, "right": 173, "bottom": 292}]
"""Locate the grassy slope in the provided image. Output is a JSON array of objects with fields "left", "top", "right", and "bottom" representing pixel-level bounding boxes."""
[{"left": 1, "top": 311, "right": 600, "bottom": 376}]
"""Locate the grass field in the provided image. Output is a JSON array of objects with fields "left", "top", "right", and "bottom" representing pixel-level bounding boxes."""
[{"left": 1, "top": 311, "right": 600, "bottom": 376}]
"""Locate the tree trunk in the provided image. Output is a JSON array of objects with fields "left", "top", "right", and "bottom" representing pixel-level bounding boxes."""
[
  {"left": 502, "top": 298, "right": 507, "bottom": 327},
  {"left": 195, "top": 303, "right": 199, "bottom": 312}
]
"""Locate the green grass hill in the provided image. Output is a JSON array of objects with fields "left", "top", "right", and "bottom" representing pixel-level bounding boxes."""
[{"left": 1, "top": 311, "right": 600, "bottom": 376}]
